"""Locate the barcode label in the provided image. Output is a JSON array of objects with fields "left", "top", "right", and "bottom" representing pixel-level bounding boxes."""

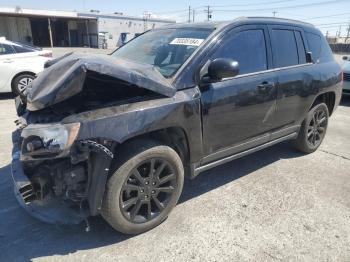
[{"left": 170, "top": 38, "right": 204, "bottom": 46}]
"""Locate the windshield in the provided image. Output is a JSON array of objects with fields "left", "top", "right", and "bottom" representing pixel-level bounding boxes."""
[{"left": 111, "top": 28, "right": 213, "bottom": 77}]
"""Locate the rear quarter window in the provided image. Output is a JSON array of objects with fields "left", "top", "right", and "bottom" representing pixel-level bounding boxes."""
[{"left": 306, "top": 32, "right": 333, "bottom": 63}]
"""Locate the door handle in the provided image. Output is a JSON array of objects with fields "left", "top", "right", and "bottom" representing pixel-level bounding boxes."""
[{"left": 257, "top": 81, "right": 274, "bottom": 93}]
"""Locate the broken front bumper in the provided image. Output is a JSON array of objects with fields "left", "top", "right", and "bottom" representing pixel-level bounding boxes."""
[
  {"left": 11, "top": 130, "right": 87, "bottom": 225},
  {"left": 11, "top": 129, "right": 114, "bottom": 225},
  {"left": 11, "top": 156, "right": 87, "bottom": 224}
]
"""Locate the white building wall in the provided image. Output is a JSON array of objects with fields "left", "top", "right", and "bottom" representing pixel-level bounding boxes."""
[
  {"left": 78, "top": 13, "right": 175, "bottom": 49},
  {"left": 98, "top": 17, "right": 173, "bottom": 48}
]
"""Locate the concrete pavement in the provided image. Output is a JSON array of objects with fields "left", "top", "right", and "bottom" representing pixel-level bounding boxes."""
[{"left": 0, "top": 94, "right": 349, "bottom": 261}]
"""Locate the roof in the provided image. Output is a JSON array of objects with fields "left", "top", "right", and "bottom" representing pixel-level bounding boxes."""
[
  {"left": 244, "top": 17, "right": 315, "bottom": 28},
  {"left": 161, "top": 17, "right": 315, "bottom": 31},
  {"left": 161, "top": 21, "right": 232, "bottom": 30},
  {"left": 0, "top": 36, "right": 16, "bottom": 45}
]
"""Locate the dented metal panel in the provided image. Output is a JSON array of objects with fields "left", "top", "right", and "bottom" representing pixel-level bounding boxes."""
[{"left": 26, "top": 53, "right": 176, "bottom": 111}]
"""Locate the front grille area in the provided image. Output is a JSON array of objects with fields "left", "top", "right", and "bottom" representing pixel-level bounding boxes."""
[{"left": 344, "top": 72, "right": 350, "bottom": 82}]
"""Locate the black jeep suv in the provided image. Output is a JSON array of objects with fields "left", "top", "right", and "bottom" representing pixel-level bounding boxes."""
[{"left": 12, "top": 17, "right": 342, "bottom": 234}]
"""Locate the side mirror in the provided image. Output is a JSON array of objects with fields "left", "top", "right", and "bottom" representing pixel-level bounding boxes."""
[
  {"left": 343, "top": 56, "right": 348, "bottom": 61},
  {"left": 207, "top": 58, "right": 239, "bottom": 81},
  {"left": 306, "top": 52, "right": 314, "bottom": 63}
]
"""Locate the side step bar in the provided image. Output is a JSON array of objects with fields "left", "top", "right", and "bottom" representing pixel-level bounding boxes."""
[{"left": 193, "top": 133, "right": 298, "bottom": 177}]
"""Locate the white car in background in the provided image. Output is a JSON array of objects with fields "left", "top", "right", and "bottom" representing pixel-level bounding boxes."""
[{"left": 0, "top": 37, "right": 52, "bottom": 95}]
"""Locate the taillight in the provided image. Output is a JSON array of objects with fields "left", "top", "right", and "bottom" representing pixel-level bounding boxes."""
[{"left": 40, "top": 53, "right": 52, "bottom": 58}]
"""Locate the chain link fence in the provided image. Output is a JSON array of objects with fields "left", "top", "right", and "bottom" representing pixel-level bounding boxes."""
[{"left": 329, "top": 44, "right": 350, "bottom": 54}]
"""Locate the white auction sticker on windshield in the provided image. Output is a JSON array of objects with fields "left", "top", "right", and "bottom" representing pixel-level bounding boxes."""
[{"left": 170, "top": 38, "right": 204, "bottom": 46}]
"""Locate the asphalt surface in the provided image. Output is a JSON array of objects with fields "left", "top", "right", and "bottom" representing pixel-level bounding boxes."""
[
  {"left": 0, "top": 55, "right": 350, "bottom": 261},
  {"left": 0, "top": 96, "right": 350, "bottom": 262}
]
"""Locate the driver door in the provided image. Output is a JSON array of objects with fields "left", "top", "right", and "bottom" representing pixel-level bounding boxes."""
[{"left": 200, "top": 25, "right": 278, "bottom": 163}]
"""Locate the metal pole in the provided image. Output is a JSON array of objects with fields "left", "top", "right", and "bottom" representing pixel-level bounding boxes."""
[
  {"left": 207, "top": 6, "right": 210, "bottom": 21},
  {"left": 345, "top": 23, "right": 350, "bottom": 44},
  {"left": 193, "top": 9, "right": 195, "bottom": 22},
  {"left": 188, "top": 6, "right": 191, "bottom": 23},
  {"left": 67, "top": 21, "right": 71, "bottom": 47},
  {"left": 48, "top": 18, "right": 53, "bottom": 47},
  {"left": 85, "top": 20, "right": 90, "bottom": 47}
]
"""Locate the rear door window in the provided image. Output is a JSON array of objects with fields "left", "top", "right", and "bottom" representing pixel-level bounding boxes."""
[
  {"left": 211, "top": 29, "right": 268, "bottom": 75},
  {"left": 271, "top": 29, "right": 299, "bottom": 68}
]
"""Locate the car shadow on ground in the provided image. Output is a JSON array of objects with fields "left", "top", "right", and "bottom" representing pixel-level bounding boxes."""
[{"left": 0, "top": 142, "right": 304, "bottom": 261}]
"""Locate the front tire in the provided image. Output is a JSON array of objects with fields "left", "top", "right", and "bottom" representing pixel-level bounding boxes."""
[
  {"left": 12, "top": 73, "right": 35, "bottom": 96},
  {"left": 102, "top": 140, "right": 184, "bottom": 234},
  {"left": 293, "top": 103, "right": 329, "bottom": 153}
]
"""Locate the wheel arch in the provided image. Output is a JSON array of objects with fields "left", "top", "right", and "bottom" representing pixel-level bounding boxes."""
[
  {"left": 114, "top": 126, "right": 191, "bottom": 172},
  {"left": 309, "top": 91, "right": 336, "bottom": 116}
]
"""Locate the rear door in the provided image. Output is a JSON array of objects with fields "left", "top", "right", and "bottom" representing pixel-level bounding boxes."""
[
  {"left": 268, "top": 25, "right": 312, "bottom": 135},
  {"left": 200, "top": 24, "right": 278, "bottom": 161}
]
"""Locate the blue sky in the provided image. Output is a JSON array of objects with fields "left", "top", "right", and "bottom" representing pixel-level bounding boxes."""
[{"left": 0, "top": 0, "right": 349, "bottom": 36}]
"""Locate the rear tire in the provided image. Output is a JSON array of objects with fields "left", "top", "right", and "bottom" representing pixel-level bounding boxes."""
[
  {"left": 293, "top": 103, "right": 329, "bottom": 153},
  {"left": 102, "top": 140, "right": 184, "bottom": 234},
  {"left": 12, "top": 73, "right": 35, "bottom": 96}
]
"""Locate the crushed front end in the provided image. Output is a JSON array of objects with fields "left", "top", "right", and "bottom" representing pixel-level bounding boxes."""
[
  {"left": 11, "top": 115, "right": 114, "bottom": 225},
  {"left": 10, "top": 52, "right": 175, "bottom": 225}
]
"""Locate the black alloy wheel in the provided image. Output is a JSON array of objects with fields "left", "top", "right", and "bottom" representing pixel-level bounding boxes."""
[
  {"left": 293, "top": 103, "right": 329, "bottom": 153},
  {"left": 306, "top": 107, "right": 328, "bottom": 148},
  {"left": 120, "top": 158, "right": 177, "bottom": 223},
  {"left": 102, "top": 140, "right": 184, "bottom": 234}
]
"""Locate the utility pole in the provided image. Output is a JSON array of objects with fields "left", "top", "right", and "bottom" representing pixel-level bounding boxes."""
[
  {"left": 338, "top": 25, "right": 342, "bottom": 37},
  {"left": 143, "top": 11, "right": 151, "bottom": 32},
  {"left": 192, "top": 9, "right": 195, "bottom": 22},
  {"left": 346, "top": 22, "right": 350, "bottom": 43},
  {"left": 188, "top": 6, "right": 191, "bottom": 23},
  {"left": 205, "top": 6, "right": 212, "bottom": 21},
  {"left": 272, "top": 11, "right": 277, "bottom": 17}
]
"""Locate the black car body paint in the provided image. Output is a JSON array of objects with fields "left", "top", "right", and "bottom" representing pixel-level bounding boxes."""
[{"left": 11, "top": 17, "right": 342, "bottom": 225}]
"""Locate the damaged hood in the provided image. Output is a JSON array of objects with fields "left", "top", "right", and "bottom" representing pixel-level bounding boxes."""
[{"left": 26, "top": 52, "right": 176, "bottom": 111}]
